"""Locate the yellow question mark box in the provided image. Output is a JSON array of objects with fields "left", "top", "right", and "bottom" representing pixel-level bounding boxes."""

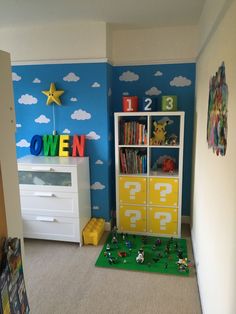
[
  {"left": 149, "top": 178, "right": 178, "bottom": 206},
  {"left": 119, "top": 176, "right": 147, "bottom": 204},
  {"left": 147, "top": 207, "right": 178, "bottom": 235},
  {"left": 119, "top": 205, "right": 146, "bottom": 232}
]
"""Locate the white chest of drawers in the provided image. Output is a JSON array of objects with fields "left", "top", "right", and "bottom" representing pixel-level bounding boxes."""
[{"left": 17, "top": 156, "right": 91, "bottom": 245}]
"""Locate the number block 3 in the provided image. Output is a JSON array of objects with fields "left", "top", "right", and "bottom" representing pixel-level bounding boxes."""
[{"left": 162, "top": 95, "right": 177, "bottom": 111}]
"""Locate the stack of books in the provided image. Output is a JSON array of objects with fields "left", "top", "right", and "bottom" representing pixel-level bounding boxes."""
[
  {"left": 119, "top": 121, "right": 147, "bottom": 145},
  {"left": 119, "top": 149, "right": 147, "bottom": 174}
]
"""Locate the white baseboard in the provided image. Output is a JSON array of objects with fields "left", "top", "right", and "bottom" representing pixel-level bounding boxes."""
[{"left": 105, "top": 221, "right": 111, "bottom": 231}]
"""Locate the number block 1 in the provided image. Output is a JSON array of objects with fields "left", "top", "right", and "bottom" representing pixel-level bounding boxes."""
[{"left": 162, "top": 95, "right": 177, "bottom": 111}]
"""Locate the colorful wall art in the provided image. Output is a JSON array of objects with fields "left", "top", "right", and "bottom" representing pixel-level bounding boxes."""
[
  {"left": 12, "top": 61, "right": 195, "bottom": 219},
  {"left": 207, "top": 62, "right": 228, "bottom": 156}
]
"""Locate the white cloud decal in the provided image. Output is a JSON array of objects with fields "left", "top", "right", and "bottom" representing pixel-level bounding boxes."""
[
  {"left": 145, "top": 87, "right": 162, "bottom": 96},
  {"left": 16, "top": 123, "right": 22, "bottom": 128},
  {"left": 35, "top": 114, "right": 50, "bottom": 124},
  {"left": 18, "top": 94, "right": 38, "bottom": 105},
  {"left": 122, "top": 92, "right": 129, "bottom": 96},
  {"left": 71, "top": 109, "right": 91, "bottom": 120},
  {"left": 33, "top": 78, "right": 41, "bottom": 83},
  {"left": 91, "top": 182, "right": 105, "bottom": 190},
  {"left": 91, "top": 82, "right": 101, "bottom": 88},
  {"left": 63, "top": 128, "right": 71, "bottom": 134},
  {"left": 119, "top": 71, "right": 139, "bottom": 82},
  {"left": 95, "top": 160, "right": 103, "bottom": 165},
  {"left": 86, "top": 131, "right": 100, "bottom": 140},
  {"left": 16, "top": 139, "right": 30, "bottom": 147},
  {"left": 70, "top": 97, "right": 78, "bottom": 102},
  {"left": 63, "top": 72, "right": 80, "bottom": 82},
  {"left": 154, "top": 71, "right": 163, "bottom": 76},
  {"left": 93, "top": 206, "right": 100, "bottom": 210},
  {"left": 12, "top": 72, "right": 21, "bottom": 81},
  {"left": 108, "top": 88, "right": 112, "bottom": 96},
  {"left": 170, "top": 76, "right": 192, "bottom": 87}
]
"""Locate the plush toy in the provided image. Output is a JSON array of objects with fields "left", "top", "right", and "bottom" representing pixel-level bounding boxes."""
[{"left": 150, "top": 121, "right": 168, "bottom": 145}]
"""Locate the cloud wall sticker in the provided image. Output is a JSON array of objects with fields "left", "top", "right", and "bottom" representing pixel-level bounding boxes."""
[
  {"left": 91, "top": 182, "right": 105, "bottom": 190},
  {"left": 33, "top": 78, "right": 41, "bottom": 83},
  {"left": 12, "top": 72, "right": 21, "bottom": 81},
  {"left": 35, "top": 115, "right": 50, "bottom": 124},
  {"left": 16, "top": 124, "right": 22, "bottom": 128},
  {"left": 71, "top": 109, "right": 91, "bottom": 120},
  {"left": 63, "top": 72, "right": 80, "bottom": 82},
  {"left": 18, "top": 94, "right": 38, "bottom": 105},
  {"left": 93, "top": 206, "right": 100, "bottom": 210},
  {"left": 95, "top": 160, "right": 103, "bottom": 165},
  {"left": 70, "top": 97, "right": 78, "bottom": 102},
  {"left": 63, "top": 128, "right": 71, "bottom": 134},
  {"left": 91, "top": 82, "right": 101, "bottom": 88},
  {"left": 119, "top": 71, "right": 139, "bottom": 82},
  {"left": 145, "top": 87, "right": 162, "bottom": 96},
  {"left": 16, "top": 139, "right": 30, "bottom": 147},
  {"left": 154, "top": 71, "right": 163, "bottom": 76},
  {"left": 86, "top": 131, "right": 100, "bottom": 140},
  {"left": 170, "top": 76, "right": 192, "bottom": 87}
]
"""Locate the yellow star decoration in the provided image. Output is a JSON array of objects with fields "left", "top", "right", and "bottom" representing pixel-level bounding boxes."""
[{"left": 42, "top": 83, "right": 64, "bottom": 105}]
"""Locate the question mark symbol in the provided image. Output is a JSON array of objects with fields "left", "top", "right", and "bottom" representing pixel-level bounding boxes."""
[
  {"left": 124, "top": 182, "right": 141, "bottom": 200},
  {"left": 154, "top": 183, "right": 172, "bottom": 202},
  {"left": 125, "top": 210, "right": 141, "bottom": 227},
  {"left": 155, "top": 212, "right": 172, "bottom": 230}
]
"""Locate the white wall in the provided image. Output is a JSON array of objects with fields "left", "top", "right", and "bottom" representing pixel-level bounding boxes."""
[
  {"left": 0, "top": 21, "right": 107, "bottom": 62},
  {"left": 197, "top": 0, "right": 233, "bottom": 54},
  {"left": 0, "top": 50, "right": 23, "bottom": 241},
  {"left": 111, "top": 25, "right": 198, "bottom": 65},
  {"left": 192, "top": 1, "right": 236, "bottom": 313}
]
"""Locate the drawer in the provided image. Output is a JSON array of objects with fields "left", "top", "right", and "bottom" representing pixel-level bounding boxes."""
[
  {"left": 22, "top": 214, "right": 80, "bottom": 243},
  {"left": 119, "top": 205, "right": 146, "bottom": 233},
  {"left": 148, "top": 178, "right": 178, "bottom": 206},
  {"left": 20, "top": 191, "right": 79, "bottom": 218},
  {"left": 147, "top": 207, "right": 178, "bottom": 236},
  {"left": 18, "top": 165, "right": 78, "bottom": 192},
  {"left": 119, "top": 176, "right": 147, "bottom": 205}
]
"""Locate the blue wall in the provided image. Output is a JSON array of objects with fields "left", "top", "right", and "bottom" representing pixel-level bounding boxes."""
[
  {"left": 13, "top": 61, "right": 195, "bottom": 219},
  {"left": 13, "top": 62, "right": 112, "bottom": 221}
]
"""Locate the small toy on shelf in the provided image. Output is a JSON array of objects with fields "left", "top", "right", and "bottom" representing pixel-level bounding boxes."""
[
  {"left": 136, "top": 248, "right": 145, "bottom": 264},
  {"left": 165, "top": 133, "right": 178, "bottom": 146},
  {"left": 150, "top": 120, "right": 168, "bottom": 145},
  {"left": 162, "top": 158, "right": 175, "bottom": 173}
]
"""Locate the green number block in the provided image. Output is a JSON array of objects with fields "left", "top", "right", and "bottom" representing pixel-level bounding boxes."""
[{"left": 162, "top": 96, "right": 177, "bottom": 111}]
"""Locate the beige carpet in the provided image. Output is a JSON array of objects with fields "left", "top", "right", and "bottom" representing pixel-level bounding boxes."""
[{"left": 23, "top": 225, "right": 202, "bottom": 314}]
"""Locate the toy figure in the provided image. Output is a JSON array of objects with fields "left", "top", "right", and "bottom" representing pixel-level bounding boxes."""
[
  {"left": 112, "top": 236, "right": 118, "bottom": 246},
  {"left": 166, "top": 134, "right": 178, "bottom": 145},
  {"left": 136, "top": 248, "right": 144, "bottom": 264},
  {"left": 150, "top": 120, "right": 168, "bottom": 145},
  {"left": 176, "top": 258, "right": 191, "bottom": 272},
  {"left": 106, "top": 244, "right": 111, "bottom": 251},
  {"left": 162, "top": 158, "right": 175, "bottom": 173}
]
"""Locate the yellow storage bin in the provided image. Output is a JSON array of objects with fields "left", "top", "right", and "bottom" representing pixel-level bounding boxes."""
[{"left": 83, "top": 218, "right": 105, "bottom": 245}]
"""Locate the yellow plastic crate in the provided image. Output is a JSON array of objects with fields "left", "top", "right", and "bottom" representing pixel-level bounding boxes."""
[{"left": 83, "top": 218, "right": 105, "bottom": 245}]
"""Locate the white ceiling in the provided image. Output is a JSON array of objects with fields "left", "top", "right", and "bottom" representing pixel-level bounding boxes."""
[{"left": 0, "top": 0, "right": 205, "bottom": 29}]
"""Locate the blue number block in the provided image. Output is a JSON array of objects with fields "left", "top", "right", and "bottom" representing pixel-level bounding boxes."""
[{"left": 141, "top": 97, "right": 157, "bottom": 111}]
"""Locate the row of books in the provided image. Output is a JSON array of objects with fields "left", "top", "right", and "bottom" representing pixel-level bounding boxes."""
[
  {"left": 119, "top": 121, "right": 147, "bottom": 145},
  {"left": 120, "top": 149, "right": 147, "bottom": 174}
]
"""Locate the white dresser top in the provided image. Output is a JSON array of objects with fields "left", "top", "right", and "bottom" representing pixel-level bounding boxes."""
[{"left": 17, "top": 155, "right": 89, "bottom": 167}]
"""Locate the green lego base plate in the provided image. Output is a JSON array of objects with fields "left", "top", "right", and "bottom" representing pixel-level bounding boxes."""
[{"left": 95, "top": 233, "right": 190, "bottom": 276}]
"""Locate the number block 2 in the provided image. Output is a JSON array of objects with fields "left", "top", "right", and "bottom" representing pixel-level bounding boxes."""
[{"left": 162, "top": 95, "right": 177, "bottom": 111}]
